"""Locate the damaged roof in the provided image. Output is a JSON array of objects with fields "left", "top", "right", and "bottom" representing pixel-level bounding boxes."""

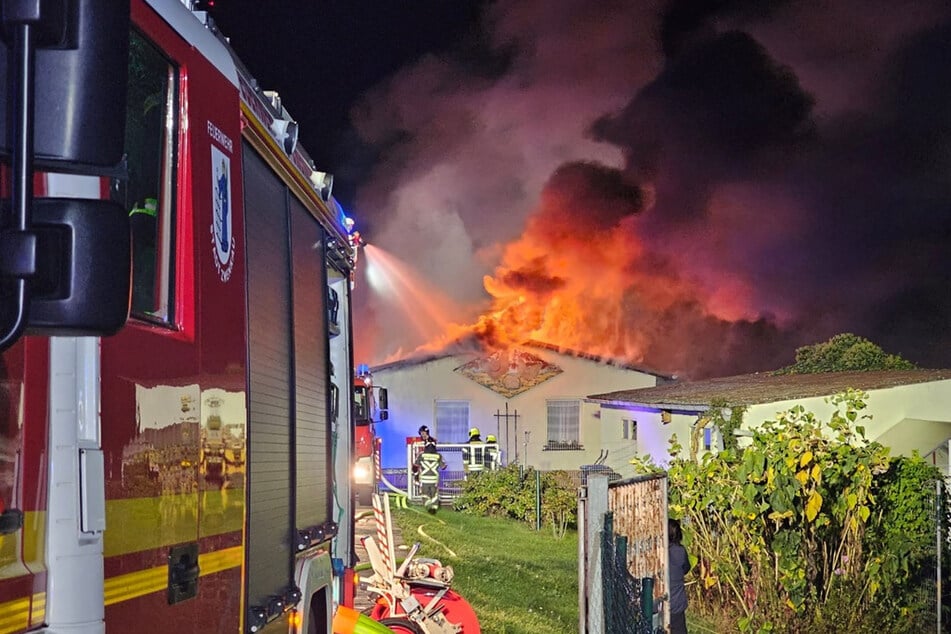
[
  {"left": 371, "top": 339, "right": 670, "bottom": 379},
  {"left": 587, "top": 369, "right": 951, "bottom": 410}
]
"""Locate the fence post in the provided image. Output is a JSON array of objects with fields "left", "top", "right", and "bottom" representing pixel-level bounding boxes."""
[
  {"left": 641, "top": 577, "right": 654, "bottom": 626},
  {"left": 536, "top": 469, "right": 542, "bottom": 531},
  {"left": 579, "top": 485, "right": 587, "bottom": 634},
  {"left": 937, "top": 479, "right": 942, "bottom": 634},
  {"left": 603, "top": 513, "right": 616, "bottom": 632},
  {"left": 585, "top": 475, "right": 609, "bottom": 633}
]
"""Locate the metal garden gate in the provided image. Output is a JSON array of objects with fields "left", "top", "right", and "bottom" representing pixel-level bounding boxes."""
[{"left": 579, "top": 473, "right": 668, "bottom": 633}]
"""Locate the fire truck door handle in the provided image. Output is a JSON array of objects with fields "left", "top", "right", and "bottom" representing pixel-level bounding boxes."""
[
  {"left": 172, "top": 558, "right": 200, "bottom": 584},
  {"left": 167, "top": 542, "right": 200, "bottom": 604}
]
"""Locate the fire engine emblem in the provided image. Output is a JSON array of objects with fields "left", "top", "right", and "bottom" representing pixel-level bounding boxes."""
[{"left": 211, "top": 144, "right": 235, "bottom": 281}]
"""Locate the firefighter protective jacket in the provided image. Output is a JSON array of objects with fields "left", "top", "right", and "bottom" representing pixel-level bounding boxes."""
[
  {"left": 415, "top": 451, "right": 446, "bottom": 484},
  {"left": 462, "top": 440, "right": 485, "bottom": 473}
]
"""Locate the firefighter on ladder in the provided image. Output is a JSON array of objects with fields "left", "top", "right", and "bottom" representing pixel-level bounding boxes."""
[
  {"left": 462, "top": 427, "right": 486, "bottom": 479},
  {"left": 414, "top": 440, "right": 446, "bottom": 513}
]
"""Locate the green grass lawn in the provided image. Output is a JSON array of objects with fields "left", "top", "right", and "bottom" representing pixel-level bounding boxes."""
[
  {"left": 390, "top": 506, "right": 720, "bottom": 634},
  {"left": 391, "top": 506, "right": 579, "bottom": 634}
]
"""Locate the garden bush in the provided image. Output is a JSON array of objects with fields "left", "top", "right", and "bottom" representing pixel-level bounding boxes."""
[
  {"left": 452, "top": 464, "right": 578, "bottom": 537},
  {"left": 632, "top": 389, "right": 944, "bottom": 632}
]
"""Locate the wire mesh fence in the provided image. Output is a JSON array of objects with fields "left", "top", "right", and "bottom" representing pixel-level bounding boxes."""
[
  {"left": 580, "top": 473, "right": 668, "bottom": 633},
  {"left": 915, "top": 479, "right": 941, "bottom": 632},
  {"left": 381, "top": 462, "right": 602, "bottom": 503},
  {"left": 886, "top": 478, "right": 946, "bottom": 632},
  {"left": 601, "top": 511, "right": 659, "bottom": 634}
]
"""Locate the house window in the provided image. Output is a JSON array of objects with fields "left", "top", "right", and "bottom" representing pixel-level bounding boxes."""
[
  {"left": 623, "top": 418, "right": 638, "bottom": 451},
  {"left": 435, "top": 400, "right": 469, "bottom": 442},
  {"left": 703, "top": 426, "right": 718, "bottom": 452},
  {"left": 117, "top": 29, "right": 178, "bottom": 323},
  {"left": 546, "top": 399, "right": 582, "bottom": 451}
]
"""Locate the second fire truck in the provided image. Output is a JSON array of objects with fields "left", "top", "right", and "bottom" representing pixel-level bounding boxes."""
[{"left": 351, "top": 365, "right": 388, "bottom": 506}]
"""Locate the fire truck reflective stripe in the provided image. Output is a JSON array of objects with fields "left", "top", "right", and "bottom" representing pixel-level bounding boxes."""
[
  {"left": 0, "top": 511, "right": 46, "bottom": 582},
  {"left": 103, "top": 546, "right": 242, "bottom": 605},
  {"left": 0, "top": 592, "right": 44, "bottom": 633},
  {"left": 103, "top": 494, "right": 243, "bottom": 557}
]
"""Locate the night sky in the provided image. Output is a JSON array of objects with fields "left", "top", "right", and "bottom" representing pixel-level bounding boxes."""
[
  {"left": 210, "top": 0, "right": 951, "bottom": 379},
  {"left": 210, "top": 0, "right": 487, "bottom": 204}
]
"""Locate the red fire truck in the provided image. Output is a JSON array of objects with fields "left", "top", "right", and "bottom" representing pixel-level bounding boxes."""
[
  {"left": 351, "top": 366, "right": 387, "bottom": 506},
  {"left": 0, "top": 1, "right": 365, "bottom": 632}
]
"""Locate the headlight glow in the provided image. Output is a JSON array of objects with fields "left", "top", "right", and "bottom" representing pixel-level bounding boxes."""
[{"left": 353, "top": 462, "right": 371, "bottom": 482}]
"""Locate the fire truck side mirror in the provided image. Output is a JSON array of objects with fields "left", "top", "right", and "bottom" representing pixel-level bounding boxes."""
[
  {"left": 23, "top": 198, "right": 130, "bottom": 335},
  {"left": 0, "top": 1, "right": 132, "bottom": 347},
  {"left": 0, "top": 1, "right": 131, "bottom": 168},
  {"left": 378, "top": 388, "right": 388, "bottom": 421}
]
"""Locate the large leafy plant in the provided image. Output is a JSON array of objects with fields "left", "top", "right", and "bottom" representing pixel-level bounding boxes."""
[{"left": 634, "top": 390, "right": 941, "bottom": 632}]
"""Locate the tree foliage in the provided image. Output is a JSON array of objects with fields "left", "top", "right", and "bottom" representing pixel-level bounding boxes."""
[{"left": 775, "top": 333, "right": 916, "bottom": 375}]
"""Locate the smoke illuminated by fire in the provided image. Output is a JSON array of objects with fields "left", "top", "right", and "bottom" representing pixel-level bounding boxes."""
[
  {"left": 351, "top": 0, "right": 951, "bottom": 378},
  {"left": 359, "top": 161, "right": 793, "bottom": 377}
]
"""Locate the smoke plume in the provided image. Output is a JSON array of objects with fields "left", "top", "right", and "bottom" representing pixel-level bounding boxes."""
[{"left": 350, "top": 0, "right": 951, "bottom": 378}]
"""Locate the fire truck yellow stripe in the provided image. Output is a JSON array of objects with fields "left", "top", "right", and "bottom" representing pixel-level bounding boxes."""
[
  {"left": 104, "top": 545, "right": 242, "bottom": 606},
  {"left": 0, "top": 592, "right": 43, "bottom": 634},
  {"left": 200, "top": 545, "right": 244, "bottom": 575},
  {"left": 103, "top": 492, "right": 244, "bottom": 557}
]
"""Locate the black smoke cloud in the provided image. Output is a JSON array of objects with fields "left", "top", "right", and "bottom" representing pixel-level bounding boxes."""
[
  {"left": 595, "top": 32, "right": 815, "bottom": 178},
  {"left": 589, "top": 6, "right": 951, "bottom": 372},
  {"left": 540, "top": 162, "right": 644, "bottom": 231},
  {"left": 612, "top": 8, "right": 951, "bottom": 365}
]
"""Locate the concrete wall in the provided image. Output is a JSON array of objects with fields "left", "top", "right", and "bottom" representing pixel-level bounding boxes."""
[{"left": 371, "top": 348, "right": 658, "bottom": 472}]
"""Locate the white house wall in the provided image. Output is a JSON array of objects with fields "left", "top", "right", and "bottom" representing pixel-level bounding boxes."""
[
  {"left": 597, "top": 407, "right": 674, "bottom": 476},
  {"left": 372, "top": 349, "right": 658, "bottom": 472},
  {"left": 598, "top": 378, "right": 951, "bottom": 472},
  {"left": 741, "top": 380, "right": 951, "bottom": 454}
]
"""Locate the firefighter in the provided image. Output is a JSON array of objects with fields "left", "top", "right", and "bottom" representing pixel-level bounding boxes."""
[
  {"left": 413, "top": 441, "right": 446, "bottom": 513},
  {"left": 484, "top": 434, "right": 500, "bottom": 470},
  {"left": 418, "top": 425, "right": 436, "bottom": 444},
  {"left": 412, "top": 425, "right": 436, "bottom": 479},
  {"left": 461, "top": 427, "right": 485, "bottom": 478}
]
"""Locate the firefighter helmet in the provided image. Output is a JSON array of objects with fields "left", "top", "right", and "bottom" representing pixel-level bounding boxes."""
[
  {"left": 469, "top": 427, "right": 480, "bottom": 438},
  {"left": 486, "top": 434, "right": 496, "bottom": 443}
]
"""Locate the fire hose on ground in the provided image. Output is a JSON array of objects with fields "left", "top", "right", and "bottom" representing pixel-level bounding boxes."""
[{"left": 360, "top": 491, "right": 481, "bottom": 633}]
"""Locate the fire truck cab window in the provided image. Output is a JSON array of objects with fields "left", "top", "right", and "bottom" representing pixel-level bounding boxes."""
[
  {"left": 353, "top": 387, "right": 368, "bottom": 423},
  {"left": 115, "top": 30, "right": 178, "bottom": 322}
]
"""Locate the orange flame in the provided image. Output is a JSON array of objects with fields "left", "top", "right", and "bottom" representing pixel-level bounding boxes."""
[{"left": 359, "top": 164, "right": 765, "bottom": 376}]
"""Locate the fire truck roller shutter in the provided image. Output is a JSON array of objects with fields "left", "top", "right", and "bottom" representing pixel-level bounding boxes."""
[
  {"left": 244, "top": 143, "right": 297, "bottom": 615},
  {"left": 289, "top": 196, "right": 331, "bottom": 534}
]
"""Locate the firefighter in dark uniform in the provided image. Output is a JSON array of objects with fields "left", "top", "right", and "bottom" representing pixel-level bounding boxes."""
[
  {"left": 461, "top": 427, "right": 485, "bottom": 479},
  {"left": 418, "top": 425, "right": 436, "bottom": 445},
  {"left": 413, "top": 441, "right": 446, "bottom": 512},
  {"left": 412, "top": 425, "right": 436, "bottom": 478}
]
